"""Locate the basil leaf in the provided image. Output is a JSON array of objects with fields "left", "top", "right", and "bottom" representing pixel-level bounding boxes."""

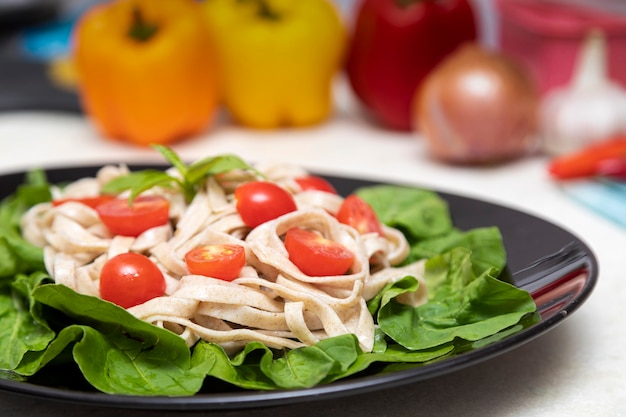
[
  {"left": 102, "top": 147, "right": 258, "bottom": 202},
  {"left": 100, "top": 170, "right": 179, "bottom": 201},
  {"left": 152, "top": 144, "right": 189, "bottom": 177},
  {"left": 186, "top": 154, "right": 256, "bottom": 185}
]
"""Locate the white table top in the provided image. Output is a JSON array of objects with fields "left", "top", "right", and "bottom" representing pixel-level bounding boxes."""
[{"left": 0, "top": 84, "right": 624, "bottom": 416}]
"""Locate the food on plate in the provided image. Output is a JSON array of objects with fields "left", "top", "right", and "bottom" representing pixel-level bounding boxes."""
[
  {"left": 415, "top": 44, "right": 539, "bottom": 164},
  {"left": 99, "top": 252, "right": 166, "bottom": 308},
  {"left": 0, "top": 147, "right": 536, "bottom": 396}
]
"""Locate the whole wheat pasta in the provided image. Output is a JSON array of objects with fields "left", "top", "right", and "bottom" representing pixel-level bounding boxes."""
[{"left": 21, "top": 162, "right": 427, "bottom": 353}]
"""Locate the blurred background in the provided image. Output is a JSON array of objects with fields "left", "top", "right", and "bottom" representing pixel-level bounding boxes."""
[{"left": 2, "top": 0, "right": 626, "bottom": 114}]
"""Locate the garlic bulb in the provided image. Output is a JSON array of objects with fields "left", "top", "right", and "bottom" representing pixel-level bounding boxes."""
[{"left": 540, "top": 30, "right": 626, "bottom": 156}]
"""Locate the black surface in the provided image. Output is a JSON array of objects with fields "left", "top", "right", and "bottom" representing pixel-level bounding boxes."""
[
  {"left": 0, "top": 57, "right": 81, "bottom": 112},
  {"left": 0, "top": 165, "right": 598, "bottom": 411}
]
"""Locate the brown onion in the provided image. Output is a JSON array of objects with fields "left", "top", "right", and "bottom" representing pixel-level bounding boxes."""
[{"left": 414, "top": 44, "right": 539, "bottom": 164}]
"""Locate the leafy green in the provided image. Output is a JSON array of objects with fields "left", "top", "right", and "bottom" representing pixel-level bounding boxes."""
[
  {"left": 0, "top": 170, "right": 55, "bottom": 371},
  {"left": 356, "top": 185, "right": 507, "bottom": 276},
  {"left": 408, "top": 227, "right": 507, "bottom": 276},
  {"left": 20, "top": 284, "right": 203, "bottom": 396},
  {"left": 0, "top": 273, "right": 55, "bottom": 370},
  {"left": 192, "top": 335, "right": 362, "bottom": 390},
  {"left": 0, "top": 169, "right": 50, "bottom": 281},
  {"left": 373, "top": 248, "right": 536, "bottom": 351},
  {"left": 101, "top": 145, "right": 257, "bottom": 202},
  {"left": 356, "top": 186, "right": 453, "bottom": 240}
]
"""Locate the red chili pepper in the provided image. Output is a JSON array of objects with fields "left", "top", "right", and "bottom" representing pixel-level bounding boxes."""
[
  {"left": 548, "top": 136, "right": 626, "bottom": 180},
  {"left": 345, "top": 0, "right": 477, "bottom": 131},
  {"left": 596, "top": 157, "right": 626, "bottom": 181}
]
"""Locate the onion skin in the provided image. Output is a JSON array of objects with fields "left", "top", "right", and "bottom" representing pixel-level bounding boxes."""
[{"left": 415, "top": 44, "right": 540, "bottom": 164}]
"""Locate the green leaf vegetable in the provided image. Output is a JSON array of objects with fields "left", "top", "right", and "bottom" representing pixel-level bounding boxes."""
[
  {"left": 0, "top": 151, "right": 537, "bottom": 395},
  {"left": 101, "top": 145, "right": 258, "bottom": 202}
]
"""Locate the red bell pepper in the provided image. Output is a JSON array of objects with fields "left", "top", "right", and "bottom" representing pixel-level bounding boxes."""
[
  {"left": 547, "top": 136, "right": 626, "bottom": 180},
  {"left": 345, "top": 0, "right": 477, "bottom": 131}
]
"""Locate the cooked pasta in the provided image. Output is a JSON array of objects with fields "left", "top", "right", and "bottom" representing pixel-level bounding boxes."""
[{"left": 20, "top": 163, "right": 427, "bottom": 353}]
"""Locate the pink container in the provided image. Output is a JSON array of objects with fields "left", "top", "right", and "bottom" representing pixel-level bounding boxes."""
[{"left": 496, "top": 0, "right": 626, "bottom": 94}]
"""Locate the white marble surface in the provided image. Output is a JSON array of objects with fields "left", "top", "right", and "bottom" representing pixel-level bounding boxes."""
[{"left": 0, "top": 84, "right": 625, "bottom": 416}]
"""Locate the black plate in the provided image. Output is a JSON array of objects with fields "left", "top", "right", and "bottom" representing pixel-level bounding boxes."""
[{"left": 0, "top": 165, "right": 598, "bottom": 411}]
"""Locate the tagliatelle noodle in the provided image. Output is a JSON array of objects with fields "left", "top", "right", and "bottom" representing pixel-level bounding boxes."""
[{"left": 21, "top": 162, "right": 428, "bottom": 354}]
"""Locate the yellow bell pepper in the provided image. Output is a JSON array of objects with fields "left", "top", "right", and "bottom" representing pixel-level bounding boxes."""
[{"left": 202, "top": 0, "right": 345, "bottom": 128}]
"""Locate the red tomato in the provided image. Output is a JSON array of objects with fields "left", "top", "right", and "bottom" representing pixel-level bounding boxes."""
[
  {"left": 52, "top": 195, "right": 115, "bottom": 209},
  {"left": 235, "top": 181, "right": 297, "bottom": 228},
  {"left": 295, "top": 176, "right": 338, "bottom": 194},
  {"left": 284, "top": 228, "right": 355, "bottom": 276},
  {"left": 99, "top": 252, "right": 166, "bottom": 309},
  {"left": 184, "top": 244, "right": 246, "bottom": 281},
  {"left": 337, "top": 194, "right": 383, "bottom": 235},
  {"left": 96, "top": 195, "right": 170, "bottom": 237}
]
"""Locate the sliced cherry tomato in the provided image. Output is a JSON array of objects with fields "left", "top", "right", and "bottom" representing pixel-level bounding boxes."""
[
  {"left": 235, "top": 181, "right": 297, "bottom": 228},
  {"left": 96, "top": 195, "right": 170, "bottom": 237},
  {"left": 184, "top": 244, "right": 246, "bottom": 281},
  {"left": 52, "top": 195, "right": 115, "bottom": 209},
  {"left": 295, "top": 176, "right": 338, "bottom": 194},
  {"left": 548, "top": 136, "right": 626, "bottom": 180},
  {"left": 284, "top": 228, "right": 355, "bottom": 276},
  {"left": 99, "top": 252, "right": 165, "bottom": 309},
  {"left": 336, "top": 194, "right": 383, "bottom": 235}
]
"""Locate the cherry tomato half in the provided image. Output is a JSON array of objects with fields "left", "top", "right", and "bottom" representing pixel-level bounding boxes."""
[
  {"left": 235, "top": 181, "right": 297, "bottom": 228},
  {"left": 99, "top": 252, "right": 166, "bottom": 309},
  {"left": 284, "top": 228, "right": 355, "bottom": 276},
  {"left": 52, "top": 195, "right": 115, "bottom": 209},
  {"left": 184, "top": 244, "right": 246, "bottom": 281},
  {"left": 337, "top": 194, "right": 383, "bottom": 235},
  {"left": 294, "top": 176, "right": 338, "bottom": 194},
  {"left": 96, "top": 195, "right": 170, "bottom": 237}
]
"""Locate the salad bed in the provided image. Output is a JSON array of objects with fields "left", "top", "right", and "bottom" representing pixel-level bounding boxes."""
[{"left": 0, "top": 154, "right": 537, "bottom": 396}]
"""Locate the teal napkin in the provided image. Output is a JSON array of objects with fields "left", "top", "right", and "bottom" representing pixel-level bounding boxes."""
[{"left": 560, "top": 179, "right": 626, "bottom": 229}]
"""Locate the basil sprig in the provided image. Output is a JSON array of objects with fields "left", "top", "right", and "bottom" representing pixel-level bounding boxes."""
[{"left": 101, "top": 145, "right": 258, "bottom": 202}]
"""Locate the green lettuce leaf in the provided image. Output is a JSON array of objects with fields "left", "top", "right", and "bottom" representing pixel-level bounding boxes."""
[
  {"left": 356, "top": 185, "right": 453, "bottom": 241},
  {"left": 0, "top": 273, "right": 55, "bottom": 370},
  {"left": 23, "top": 284, "right": 203, "bottom": 396},
  {"left": 375, "top": 248, "right": 536, "bottom": 351},
  {"left": 192, "top": 335, "right": 362, "bottom": 390},
  {"left": 0, "top": 170, "right": 50, "bottom": 281},
  {"left": 408, "top": 226, "right": 507, "bottom": 276}
]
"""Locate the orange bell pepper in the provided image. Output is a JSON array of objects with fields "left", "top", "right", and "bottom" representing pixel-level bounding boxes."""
[{"left": 73, "top": 0, "right": 219, "bottom": 146}]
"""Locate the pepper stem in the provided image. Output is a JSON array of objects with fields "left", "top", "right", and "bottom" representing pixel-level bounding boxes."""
[
  {"left": 128, "top": 6, "right": 158, "bottom": 42},
  {"left": 395, "top": 0, "right": 419, "bottom": 7},
  {"left": 238, "top": 0, "right": 280, "bottom": 21}
]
